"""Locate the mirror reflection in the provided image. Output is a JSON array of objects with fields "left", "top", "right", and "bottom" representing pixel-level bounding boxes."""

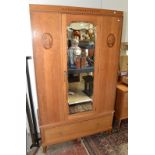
[{"left": 67, "top": 22, "right": 96, "bottom": 115}]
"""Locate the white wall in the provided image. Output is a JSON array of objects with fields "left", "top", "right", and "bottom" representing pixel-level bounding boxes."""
[
  {"left": 29, "top": 0, "right": 102, "bottom": 8},
  {"left": 102, "top": 0, "right": 128, "bottom": 42},
  {"left": 101, "top": 0, "right": 128, "bottom": 11}
]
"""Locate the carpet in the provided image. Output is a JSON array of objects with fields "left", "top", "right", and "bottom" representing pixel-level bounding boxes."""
[
  {"left": 46, "top": 141, "right": 88, "bottom": 155},
  {"left": 83, "top": 120, "right": 128, "bottom": 155},
  {"left": 69, "top": 101, "right": 93, "bottom": 114}
]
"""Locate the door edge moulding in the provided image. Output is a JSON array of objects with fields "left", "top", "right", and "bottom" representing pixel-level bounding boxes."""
[
  {"left": 29, "top": 4, "right": 123, "bottom": 17},
  {"left": 39, "top": 111, "right": 115, "bottom": 129}
]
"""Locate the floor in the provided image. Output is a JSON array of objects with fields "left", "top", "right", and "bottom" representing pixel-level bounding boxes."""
[
  {"left": 27, "top": 133, "right": 39, "bottom": 155},
  {"left": 36, "top": 140, "right": 89, "bottom": 155}
]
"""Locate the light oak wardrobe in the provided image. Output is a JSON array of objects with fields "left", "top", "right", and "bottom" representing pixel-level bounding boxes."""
[{"left": 29, "top": 4, "right": 123, "bottom": 152}]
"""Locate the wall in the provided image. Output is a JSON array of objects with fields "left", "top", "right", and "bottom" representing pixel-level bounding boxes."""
[
  {"left": 102, "top": 0, "right": 128, "bottom": 11},
  {"left": 102, "top": 0, "right": 128, "bottom": 42},
  {"left": 29, "top": 0, "right": 102, "bottom": 8}
]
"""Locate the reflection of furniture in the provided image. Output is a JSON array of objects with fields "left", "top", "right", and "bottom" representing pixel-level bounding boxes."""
[
  {"left": 68, "top": 66, "right": 94, "bottom": 83},
  {"left": 68, "top": 66, "right": 94, "bottom": 74},
  {"left": 68, "top": 74, "right": 80, "bottom": 83},
  {"left": 79, "top": 41, "right": 95, "bottom": 49},
  {"left": 115, "top": 84, "right": 128, "bottom": 127},
  {"left": 83, "top": 75, "right": 93, "bottom": 96},
  {"left": 121, "top": 76, "right": 128, "bottom": 85},
  {"left": 30, "top": 5, "right": 123, "bottom": 152}
]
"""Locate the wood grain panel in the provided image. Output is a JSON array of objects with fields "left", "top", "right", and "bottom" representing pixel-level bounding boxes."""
[
  {"left": 61, "top": 14, "right": 69, "bottom": 119},
  {"left": 29, "top": 5, "right": 123, "bottom": 149},
  {"left": 94, "top": 16, "right": 123, "bottom": 113},
  {"left": 30, "top": 12, "right": 66, "bottom": 125},
  {"left": 115, "top": 84, "right": 128, "bottom": 119},
  {"left": 42, "top": 113, "right": 113, "bottom": 145}
]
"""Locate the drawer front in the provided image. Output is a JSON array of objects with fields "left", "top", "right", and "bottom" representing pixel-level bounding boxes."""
[
  {"left": 42, "top": 114, "right": 113, "bottom": 145},
  {"left": 121, "top": 92, "right": 128, "bottom": 117},
  {"left": 115, "top": 91, "right": 128, "bottom": 119}
]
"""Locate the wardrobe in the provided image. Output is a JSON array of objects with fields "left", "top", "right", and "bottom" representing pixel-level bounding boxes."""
[{"left": 29, "top": 5, "right": 123, "bottom": 152}]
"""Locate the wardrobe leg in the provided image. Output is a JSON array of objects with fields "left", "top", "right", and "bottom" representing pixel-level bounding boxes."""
[
  {"left": 43, "top": 146, "right": 47, "bottom": 153},
  {"left": 74, "top": 138, "right": 81, "bottom": 143},
  {"left": 107, "top": 129, "right": 112, "bottom": 134},
  {"left": 114, "top": 119, "right": 122, "bottom": 129},
  {"left": 117, "top": 120, "right": 122, "bottom": 128}
]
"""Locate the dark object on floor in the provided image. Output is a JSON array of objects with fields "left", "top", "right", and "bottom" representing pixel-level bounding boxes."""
[
  {"left": 26, "top": 56, "right": 41, "bottom": 148},
  {"left": 83, "top": 120, "right": 128, "bottom": 155},
  {"left": 46, "top": 141, "right": 88, "bottom": 155},
  {"left": 83, "top": 75, "right": 93, "bottom": 96}
]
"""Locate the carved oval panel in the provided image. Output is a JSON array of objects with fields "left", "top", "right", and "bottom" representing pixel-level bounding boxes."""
[
  {"left": 42, "top": 33, "right": 53, "bottom": 49},
  {"left": 107, "top": 33, "right": 115, "bottom": 48}
]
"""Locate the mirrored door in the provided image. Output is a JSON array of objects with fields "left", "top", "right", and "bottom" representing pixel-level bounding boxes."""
[{"left": 67, "top": 22, "right": 96, "bottom": 115}]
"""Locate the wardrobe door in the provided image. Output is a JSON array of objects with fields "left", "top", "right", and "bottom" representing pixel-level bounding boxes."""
[
  {"left": 30, "top": 12, "right": 66, "bottom": 126},
  {"left": 94, "top": 16, "right": 123, "bottom": 113},
  {"left": 66, "top": 14, "right": 101, "bottom": 115}
]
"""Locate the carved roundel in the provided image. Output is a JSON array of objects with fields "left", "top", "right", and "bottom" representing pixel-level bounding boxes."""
[
  {"left": 107, "top": 33, "right": 115, "bottom": 48},
  {"left": 42, "top": 33, "right": 53, "bottom": 49}
]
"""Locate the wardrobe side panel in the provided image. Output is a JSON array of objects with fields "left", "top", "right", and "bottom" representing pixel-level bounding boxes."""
[
  {"left": 30, "top": 12, "right": 66, "bottom": 126},
  {"left": 94, "top": 16, "right": 123, "bottom": 113}
]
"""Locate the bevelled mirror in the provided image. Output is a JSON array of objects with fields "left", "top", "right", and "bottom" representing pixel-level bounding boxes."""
[{"left": 67, "top": 22, "right": 96, "bottom": 115}]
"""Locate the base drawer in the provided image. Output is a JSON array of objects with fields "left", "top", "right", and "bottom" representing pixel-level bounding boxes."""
[{"left": 41, "top": 114, "right": 113, "bottom": 145}]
